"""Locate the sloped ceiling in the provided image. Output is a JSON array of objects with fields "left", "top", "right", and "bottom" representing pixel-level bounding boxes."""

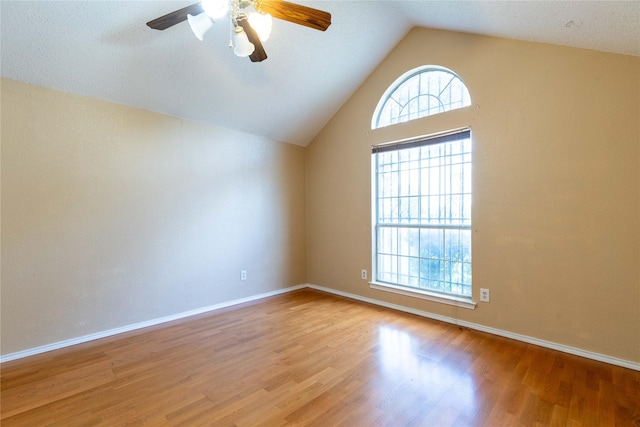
[{"left": 1, "top": 1, "right": 638, "bottom": 146}]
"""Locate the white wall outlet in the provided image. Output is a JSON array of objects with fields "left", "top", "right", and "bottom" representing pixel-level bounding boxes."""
[
  {"left": 480, "top": 288, "right": 490, "bottom": 302},
  {"left": 361, "top": 269, "right": 368, "bottom": 280},
  {"left": 240, "top": 270, "right": 247, "bottom": 281}
]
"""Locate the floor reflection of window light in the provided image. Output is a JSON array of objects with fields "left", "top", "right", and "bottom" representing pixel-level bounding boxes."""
[{"left": 377, "top": 325, "right": 476, "bottom": 408}]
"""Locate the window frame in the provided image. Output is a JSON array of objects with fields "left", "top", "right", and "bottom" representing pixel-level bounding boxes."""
[
  {"left": 370, "top": 128, "right": 476, "bottom": 310},
  {"left": 371, "top": 65, "right": 472, "bottom": 130}
]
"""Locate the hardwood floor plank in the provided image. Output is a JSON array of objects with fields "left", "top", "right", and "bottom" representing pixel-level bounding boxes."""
[
  {"left": 2, "top": 289, "right": 639, "bottom": 426},
  {"left": 1, "top": 361, "right": 116, "bottom": 419}
]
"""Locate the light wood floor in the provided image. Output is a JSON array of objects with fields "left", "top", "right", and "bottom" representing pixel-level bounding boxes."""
[{"left": 2, "top": 289, "right": 639, "bottom": 426}]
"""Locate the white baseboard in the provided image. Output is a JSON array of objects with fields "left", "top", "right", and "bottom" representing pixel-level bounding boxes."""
[
  {"left": 3, "top": 283, "right": 638, "bottom": 372},
  {"left": 306, "top": 284, "right": 640, "bottom": 372},
  {"left": 0, "top": 284, "right": 306, "bottom": 364}
]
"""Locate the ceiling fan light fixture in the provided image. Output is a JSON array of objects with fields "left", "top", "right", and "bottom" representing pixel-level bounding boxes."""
[
  {"left": 202, "top": 0, "right": 229, "bottom": 20},
  {"left": 147, "top": 0, "right": 332, "bottom": 62},
  {"left": 248, "top": 12, "right": 272, "bottom": 42},
  {"left": 232, "top": 26, "right": 255, "bottom": 57},
  {"left": 187, "top": 13, "right": 214, "bottom": 40}
]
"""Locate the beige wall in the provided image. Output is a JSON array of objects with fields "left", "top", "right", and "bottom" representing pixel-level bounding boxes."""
[
  {"left": 2, "top": 27, "right": 639, "bottom": 365},
  {"left": 1, "top": 78, "right": 306, "bottom": 356},
  {"left": 307, "top": 28, "right": 640, "bottom": 363}
]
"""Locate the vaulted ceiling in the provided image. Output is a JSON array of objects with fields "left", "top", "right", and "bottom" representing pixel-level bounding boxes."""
[{"left": 2, "top": 1, "right": 638, "bottom": 146}]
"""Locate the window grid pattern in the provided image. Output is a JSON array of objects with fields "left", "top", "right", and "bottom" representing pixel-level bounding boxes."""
[
  {"left": 375, "top": 137, "right": 472, "bottom": 297},
  {"left": 374, "top": 69, "right": 471, "bottom": 129}
]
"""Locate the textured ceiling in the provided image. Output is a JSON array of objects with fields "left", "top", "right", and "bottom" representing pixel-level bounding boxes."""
[{"left": 2, "top": 1, "right": 639, "bottom": 146}]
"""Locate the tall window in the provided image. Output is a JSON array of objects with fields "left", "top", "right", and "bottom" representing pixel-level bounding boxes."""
[
  {"left": 373, "top": 130, "right": 472, "bottom": 297},
  {"left": 372, "top": 66, "right": 471, "bottom": 129},
  {"left": 371, "top": 65, "right": 473, "bottom": 304},
  {"left": 372, "top": 130, "right": 472, "bottom": 299}
]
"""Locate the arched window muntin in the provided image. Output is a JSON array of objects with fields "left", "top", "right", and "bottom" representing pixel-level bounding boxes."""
[{"left": 372, "top": 65, "right": 471, "bottom": 129}]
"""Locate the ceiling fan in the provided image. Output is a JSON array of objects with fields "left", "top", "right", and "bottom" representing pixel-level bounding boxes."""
[{"left": 146, "top": 0, "right": 332, "bottom": 62}]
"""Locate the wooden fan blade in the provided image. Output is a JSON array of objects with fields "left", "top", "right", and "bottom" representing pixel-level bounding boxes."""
[
  {"left": 237, "top": 17, "right": 268, "bottom": 62},
  {"left": 255, "top": 0, "right": 331, "bottom": 31},
  {"left": 146, "top": 3, "right": 204, "bottom": 30}
]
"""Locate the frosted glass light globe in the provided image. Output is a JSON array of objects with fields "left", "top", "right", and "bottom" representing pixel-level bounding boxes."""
[
  {"left": 202, "top": 0, "right": 228, "bottom": 20},
  {"left": 248, "top": 12, "right": 272, "bottom": 42}
]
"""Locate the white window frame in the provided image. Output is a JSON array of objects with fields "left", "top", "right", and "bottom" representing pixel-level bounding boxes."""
[
  {"left": 370, "top": 129, "right": 476, "bottom": 310},
  {"left": 371, "top": 65, "right": 472, "bottom": 130}
]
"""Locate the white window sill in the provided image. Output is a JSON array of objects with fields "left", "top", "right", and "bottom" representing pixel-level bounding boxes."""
[{"left": 369, "top": 282, "right": 477, "bottom": 310}]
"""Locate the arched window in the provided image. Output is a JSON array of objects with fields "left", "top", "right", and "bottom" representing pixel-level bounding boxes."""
[
  {"left": 370, "top": 65, "right": 474, "bottom": 307},
  {"left": 372, "top": 66, "right": 471, "bottom": 129}
]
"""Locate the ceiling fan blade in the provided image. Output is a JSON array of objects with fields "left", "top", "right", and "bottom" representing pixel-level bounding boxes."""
[
  {"left": 237, "top": 17, "right": 268, "bottom": 62},
  {"left": 146, "top": 3, "right": 204, "bottom": 30},
  {"left": 255, "top": 0, "right": 331, "bottom": 31}
]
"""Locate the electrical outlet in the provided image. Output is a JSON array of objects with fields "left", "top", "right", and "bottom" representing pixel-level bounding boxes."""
[
  {"left": 480, "top": 288, "right": 490, "bottom": 302},
  {"left": 361, "top": 269, "right": 368, "bottom": 280},
  {"left": 240, "top": 270, "right": 247, "bottom": 281}
]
